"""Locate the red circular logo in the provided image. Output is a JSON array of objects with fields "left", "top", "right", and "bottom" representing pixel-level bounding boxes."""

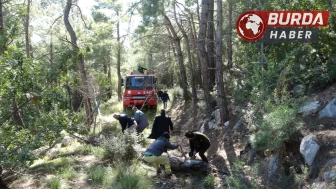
[{"left": 236, "top": 11, "right": 266, "bottom": 42}]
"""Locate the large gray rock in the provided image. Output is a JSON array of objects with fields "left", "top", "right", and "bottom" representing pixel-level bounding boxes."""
[
  {"left": 269, "top": 156, "right": 279, "bottom": 175},
  {"left": 323, "top": 170, "right": 336, "bottom": 183},
  {"left": 319, "top": 98, "right": 336, "bottom": 118},
  {"left": 299, "top": 101, "right": 320, "bottom": 116},
  {"left": 233, "top": 120, "right": 244, "bottom": 131},
  {"left": 300, "top": 135, "right": 320, "bottom": 166},
  {"left": 312, "top": 181, "right": 328, "bottom": 189}
]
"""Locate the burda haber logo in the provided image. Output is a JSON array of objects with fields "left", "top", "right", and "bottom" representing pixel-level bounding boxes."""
[{"left": 236, "top": 11, "right": 330, "bottom": 43}]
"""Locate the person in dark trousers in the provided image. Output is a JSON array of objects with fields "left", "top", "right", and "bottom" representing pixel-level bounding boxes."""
[
  {"left": 143, "top": 132, "right": 179, "bottom": 177},
  {"left": 184, "top": 131, "right": 211, "bottom": 163},
  {"left": 148, "top": 109, "right": 173, "bottom": 140},
  {"left": 113, "top": 113, "right": 137, "bottom": 134},
  {"left": 161, "top": 90, "right": 170, "bottom": 109},
  {"left": 132, "top": 106, "right": 149, "bottom": 134},
  {"left": 157, "top": 90, "right": 163, "bottom": 102}
]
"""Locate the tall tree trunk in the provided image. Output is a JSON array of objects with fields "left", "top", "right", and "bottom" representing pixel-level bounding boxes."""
[
  {"left": 207, "top": 0, "right": 215, "bottom": 90},
  {"left": 227, "top": 0, "right": 233, "bottom": 71},
  {"left": 116, "top": 14, "right": 122, "bottom": 101},
  {"left": 163, "top": 14, "right": 190, "bottom": 100},
  {"left": 64, "top": 0, "right": 93, "bottom": 124},
  {"left": 188, "top": 16, "right": 202, "bottom": 89},
  {"left": 12, "top": 95, "right": 25, "bottom": 127},
  {"left": 107, "top": 61, "right": 112, "bottom": 99},
  {"left": 0, "top": 0, "right": 5, "bottom": 55},
  {"left": 216, "top": 0, "right": 229, "bottom": 123},
  {"left": 25, "top": 0, "right": 31, "bottom": 58},
  {"left": 197, "top": 0, "right": 212, "bottom": 113},
  {"left": 173, "top": 2, "right": 196, "bottom": 107}
]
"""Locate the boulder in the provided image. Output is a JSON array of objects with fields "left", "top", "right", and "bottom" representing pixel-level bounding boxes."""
[
  {"left": 269, "top": 156, "right": 279, "bottom": 175},
  {"left": 323, "top": 170, "right": 336, "bottom": 183},
  {"left": 224, "top": 121, "right": 230, "bottom": 127},
  {"left": 319, "top": 98, "right": 336, "bottom": 118},
  {"left": 298, "top": 101, "right": 320, "bottom": 116},
  {"left": 300, "top": 135, "right": 320, "bottom": 166},
  {"left": 312, "top": 181, "right": 328, "bottom": 189},
  {"left": 233, "top": 120, "right": 244, "bottom": 131}
]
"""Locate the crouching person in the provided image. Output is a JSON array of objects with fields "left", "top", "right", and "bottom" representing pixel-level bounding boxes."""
[{"left": 143, "top": 132, "right": 179, "bottom": 177}]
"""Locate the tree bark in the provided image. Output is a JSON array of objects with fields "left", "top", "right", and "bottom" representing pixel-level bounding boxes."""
[
  {"left": 173, "top": 2, "right": 196, "bottom": 107},
  {"left": 25, "top": 0, "right": 31, "bottom": 58},
  {"left": 163, "top": 14, "right": 190, "bottom": 100},
  {"left": 64, "top": 0, "right": 93, "bottom": 124},
  {"left": 216, "top": 0, "right": 229, "bottom": 122},
  {"left": 0, "top": 0, "right": 5, "bottom": 54},
  {"left": 116, "top": 12, "right": 122, "bottom": 101},
  {"left": 188, "top": 16, "right": 202, "bottom": 89},
  {"left": 207, "top": 0, "right": 215, "bottom": 90},
  {"left": 227, "top": 0, "right": 233, "bottom": 71},
  {"left": 196, "top": 0, "right": 212, "bottom": 113}
]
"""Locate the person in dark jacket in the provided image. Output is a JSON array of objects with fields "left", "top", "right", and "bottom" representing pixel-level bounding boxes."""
[
  {"left": 132, "top": 106, "right": 149, "bottom": 134},
  {"left": 161, "top": 91, "right": 170, "bottom": 109},
  {"left": 184, "top": 131, "right": 211, "bottom": 163},
  {"left": 143, "top": 132, "right": 179, "bottom": 176},
  {"left": 148, "top": 109, "right": 173, "bottom": 140},
  {"left": 113, "top": 113, "right": 137, "bottom": 134}
]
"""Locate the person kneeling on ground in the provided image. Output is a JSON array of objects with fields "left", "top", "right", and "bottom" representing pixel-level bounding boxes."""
[
  {"left": 184, "top": 131, "right": 211, "bottom": 163},
  {"left": 143, "top": 132, "right": 179, "bottom": 177}
]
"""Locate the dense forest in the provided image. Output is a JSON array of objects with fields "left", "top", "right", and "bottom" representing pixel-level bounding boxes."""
[{"left": 0, "top": 0, "right": 336, "bottom": 188}]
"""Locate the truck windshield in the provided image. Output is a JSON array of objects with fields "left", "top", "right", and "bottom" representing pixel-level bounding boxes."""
[{"left": 125, "top": 76, "right": 154, "bottom": 90}]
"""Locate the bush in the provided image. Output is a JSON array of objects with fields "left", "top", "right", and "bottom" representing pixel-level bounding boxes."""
[
  {"left": 250, "top": 100, "right": 303, "bottom": 151},
  {"left": 202, "top": 174, "right": 215, "bottom": 188},
  {"left": 101, "top": 131, "right": 142, "bottom": 162}
]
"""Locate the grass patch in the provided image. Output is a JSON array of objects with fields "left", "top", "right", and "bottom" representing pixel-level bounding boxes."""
[
  {"left": 61, "top": 166, "right": 76, "bottom": 180},
  {"left": 86, "top": 165, "right": 112, "bottom": 186},
  {"left": 47, "top": 176, "right": 62, "bottom": 189},
  {"left": 113, "top": 164, "right": 153, "bottom": 189}
]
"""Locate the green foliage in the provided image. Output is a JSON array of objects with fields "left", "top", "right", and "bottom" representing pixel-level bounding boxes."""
[
  {"left": 202, "top": 174, "right": 215, "bottom": 188},
  {"left": 86, "top": 165, "right": 112, "bottom": 186},
  {"left": 170, "top": 87, "right": 183, "bottom": 100},
  {"left": 61, "top": 166, "right": 76, "bottom": 180},
  {"left": 113, "top": 164, "right": 153, "bottom": 189},
  {"left": 101, "top": 131, "right": 142, "bottom": 162},
  {"left": 250, "top": 99, "right": 303, "bottom": 151},
  {"left": 225, "top": 159, "right": 258, "bottom": 189},
  {"left": 47, "top": 176, "right": 62, "bottom": 189}
]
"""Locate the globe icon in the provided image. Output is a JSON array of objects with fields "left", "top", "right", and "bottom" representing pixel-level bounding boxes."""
[{"left": 238, "top": 13, "right": 265, "bottom": 41}]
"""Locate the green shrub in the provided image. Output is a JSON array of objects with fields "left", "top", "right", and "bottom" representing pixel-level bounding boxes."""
[
  {"left": 102, "top": 131, "right": 142, "bottom": 162},
  {"left": 202, "top": 174, "right": 215, "bottom": 188},
  {"left": 251, "top": 101, "right": 303, "bottom": 151}
]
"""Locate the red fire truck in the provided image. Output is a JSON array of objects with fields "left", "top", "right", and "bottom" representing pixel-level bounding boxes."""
[{"left": 122, "top": 72, "right": 158, "bottom": 110}]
